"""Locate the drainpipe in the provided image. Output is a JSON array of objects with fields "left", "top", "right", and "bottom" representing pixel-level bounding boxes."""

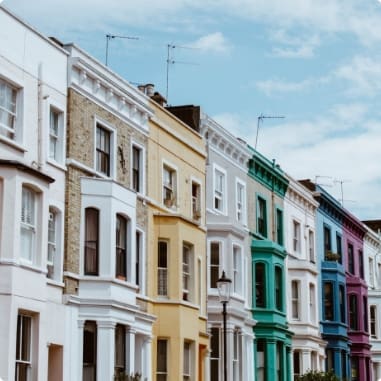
[{"left": 37, "top": 63, "right": 43, "bottom": 169}]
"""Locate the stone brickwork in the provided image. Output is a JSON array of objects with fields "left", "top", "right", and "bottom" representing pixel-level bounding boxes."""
[{"left": 64, "top": 88, "right": 148, "bottom": 294}]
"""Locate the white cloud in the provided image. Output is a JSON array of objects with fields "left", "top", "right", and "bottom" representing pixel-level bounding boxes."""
[
  {"left": 335, "top": 56, "right": 381, "bottom": 97},
  {"left": 255, "top": 78, "right": 313, "bottom": 95},
  {"left": 270, "top": 29, "right": 320, "bottom": 58},
  {"left": 189, "top": 32, "right": 231, "bottom": 54}
]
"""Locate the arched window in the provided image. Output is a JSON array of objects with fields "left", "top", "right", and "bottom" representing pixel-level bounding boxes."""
[{"left": 84, "top": 208, "right": 99, "bottom": 275}]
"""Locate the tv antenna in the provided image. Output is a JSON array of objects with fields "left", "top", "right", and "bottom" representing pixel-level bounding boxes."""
[
  {"left": 105, "top": 34, "right": 139, "bottom": 66},
  {"left": 255, "top": 114, "right": 285, "bottom": 149},
  {"left": 166, "top": 43, "right": 199, "bottom": 103},
  {"left": 334, "top": 179, "right": 353, "bottom": 207}
]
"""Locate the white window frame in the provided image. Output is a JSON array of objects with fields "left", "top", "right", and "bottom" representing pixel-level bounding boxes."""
[
  {"left": 309, "top": 283, "right": 316, "bottom": 324},
  {"left": 183, "top": 341, "right": 192, "bottom": 380},
  {"left": 0, "top": 76, "right": 23, "bottom": 143},
  {"left": 191, "top": 177, "right": 202, "bottom": 220},
  {"left": 182, "top": 243, "right": 193, "bottom": 302},
  {"left": 370, "top": 305, "right": 378, "bottom": 339},
  {"left": 209, "top": 240, "right": 222, "bottom": 290},
  {"left": 131, "top": 141, "right": 145, "bottom": 194},
  {"left": 308, "top": 229, "right": 315, "bottom": 262},
  {"left": 369, "top": 258, "right": 374, "bottom": 288},
  {"left": 233, "top": 244, "right": 243, "bottom": 296},
  {"left": 136, "top": 228, "right": 146, "bottom": 295},
  {"left": 48, "top": 104, "right": 65, "bottom": 164},
  {"left": 158, "top": 240, "right": 168, "bottom": 297},
  {"left": 20, "top": 186, "right": 37, "bottom": 263},
  {"left": 15, "top": 313, "right": 32, "bottom": 381},
  {"left": 162, "top": 161, "right": 177, "bottom": 209},
  {"left": 235, "top": 178, "right": 246, "bottom": 224},
  {"left": 47, "top": 205, "right": 63, "bottom": 281},
  {"left": 213, "top": 164, "right": 227, "bottom": 214},
  {"left": 94, "top": 118, "right": 116, "bottom": 178},
  {"left": 291, "top": 280, "right": 300, "bottom": 320},
  {"left": 157, "top": 339, "right": 168, "bottom": 380},
  {"left": 292, "top": 220, "right": 301, "bottom": 254}
]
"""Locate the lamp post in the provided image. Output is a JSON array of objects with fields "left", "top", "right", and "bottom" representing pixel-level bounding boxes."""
[{"left": 217, "top": 271, "right": 232, "bottom": 381}]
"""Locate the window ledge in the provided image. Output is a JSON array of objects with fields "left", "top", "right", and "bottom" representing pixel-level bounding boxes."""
[
  {"left": 0, "top": 136, "right": 27, "bottom": 152},
  {"left": 47, "top": 158, "right": 67, "bottom": 171},
  {"left": 19, "top": 260, "right": 46, "bottom": 274},
  {"left": 46, "top": 278, "right": 65, "bottom": 288}
]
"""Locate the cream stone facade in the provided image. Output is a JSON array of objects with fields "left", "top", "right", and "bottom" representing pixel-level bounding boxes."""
[
  {"left": 62, "top": 44, "right": 155, "bottom": 380},
  {"left": 146, "top": 98, "right": 209, "bottom": 381}
]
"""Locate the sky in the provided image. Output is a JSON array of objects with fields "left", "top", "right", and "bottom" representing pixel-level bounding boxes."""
[{"left": 3, "top": 0, "right": 381, "bottom": 220}]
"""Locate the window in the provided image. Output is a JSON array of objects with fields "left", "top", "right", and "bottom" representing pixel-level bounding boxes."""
[
  {"left": 291, "top": 280, "right": 300, "bottom": 320},
  {"left": 182, "top": 243, "right": 193, "bottom": 301},
  {"left": 255, "top": 263, "right": 266, "bottom": 308},
  {"left": 359, "top": 250, "right": 364, "bottom": 279},
  {"left": 183, "top": 342, "right": 191, "bottom": 381},
  {"left": 351, "top": 356, "right": 359, "bottom": 381},
  {"left": 336, "top": 234, "right": 342, "bottom": 263},
  {"left": 83, "top": 321, "right": 97, "bottom": 381},
  {"left": 348, "top": 243, "right": 354, "bottom": 274},
  {"left": 324, "top": 226, "right": 331, "bottom": 258},
  {"left": 115, "top": 325, "right": 126, "bottom": 377},
  {"left": 326, "top": 349, "right": 334, "bottom": 372},
  {"left": 158, "top": 241, "right": 168, "bottom": 296},
  {"left": 15, "top": 314, "right": 32, "bottom": 381},
  {"left": 210, "top": 242, "right": 220, "bottom": 289},
  {"left": 276, "top": 209, "right": 283, "bottom": 246},
  {"left": 293, "top": 350, "right": 301, "bottom": 380},
  {"left": 136, "top": 231, "right": 142, "bottom": 288},
  {"left": 191, "top": 181, "right": 201, "bottom": 220},
  {"left": 257, "top": 197, "right": 267, "bottom": 237},
  {"left": 310, "top": 283, "right": 316, "bottom": 324},
  {"left": 132, "top": 145, "right": 142, "bottom": 192},
  {"left": 341, "top": 351, "right": 347, "bottom": 379},
  {"left": 96, "top": 124, "right": 111, "bottom": 176},
  {"left": 0, "top": 78, "right": 18, "bottom": 140},
  {"left": 349, "top": 294, "right": 358, "bottom": 330},
  {"left": 49, "top": 107, "right": 63, "bottom": 162},
  {"left": 233, "top": 246, "right": 242, "bottom": 295},
  {"left": 236, "top": 181, "right": 246, "bottom": 223},
  {"left": 84, "top": 208, "right": 99, "bottom": 275},
  {"left": 370, "top": 305, "right": 377, "bottom": 338},
  {"left": 276, "top": 342, "right": 282, "bottom": 381},
  {"left": 210, "top": 328, "right": 219, "bottom": 381},
  {"left": 309, "top": 230, "right": 315, "bottom": 262},
  {"left": 214, "top": 168, "right": 225, "bottom": 213},
  {"left": 257, "top": 340, "right": 266, "bottom": 381},
  {"left": 311, "top": 351, "right": 318, "bottom": 371},
  {"left": 47, "top": 209, "right": 56, "bottom": 267},
  {"left": 20, "top": 187, "right": 36, "bottom": 262},
  {"left": 157, "top": 339, "right": 168, "bottom": 381},
  {"left": 275, "top": 267, "right": 282, "bottom": 310},
  {"left": 369, "top": 258, "right": 374, "bottom": 288},
  {"left": 324, "top": 282, "right": 334, "bottom": 321},
  {"left": 293, "top": 220, "right": 301, "bottom": 253},
  {"left": 339, "top": 285, "right": 346, "bottom": 323},
  {"left": 233, "top": 330, "right": 240, "bottom": 381},
  {"left": 163, "top": 165, "right": 176, "bottom": 208},
  {"left": 363, "top": 296, "right": 368, "bottom": 332},
  {"left": 116, "top": 214, "right": 127, "bottom": 279}
]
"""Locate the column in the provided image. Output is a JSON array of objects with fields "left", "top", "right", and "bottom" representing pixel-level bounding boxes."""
[
  {"left": 126, "top": 327, "right": 136, "bottom": 375},
  {"left": 77, "top": 320, "right": 85, "bottom": 381},
  {"left": 226, "top": 325, "right": 234, "bottom": 381},
  {"left": 97, "top": 320, "right": 116, "bottom": 380},
  {"left": 267, "top": 339, "right": 277, "bottom": 380},
  {"left": 204, "top": 348, "right": 211, "bottom": 381},
  {"left": 245, "top": 333, "right": 255, "bottom": 381},
  {"left": 143, "top": 336, "right": 152, "bottom": 381},
  {"left": 302, "top": 349, "right": 311, "bottom": 375}
]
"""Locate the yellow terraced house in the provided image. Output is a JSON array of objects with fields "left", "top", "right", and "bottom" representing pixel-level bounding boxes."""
[{"left": 145, "top": 90, "right": 209, "bottom": 381}]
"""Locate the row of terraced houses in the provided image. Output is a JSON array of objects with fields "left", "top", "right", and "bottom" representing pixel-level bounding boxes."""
[{"left": 1, "top": 6, "right": 381, "bottom": 381}]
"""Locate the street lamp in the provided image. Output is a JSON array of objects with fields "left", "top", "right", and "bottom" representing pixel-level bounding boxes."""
[{"left": 217, "top": 271, "right": 232, "bottom": 381}]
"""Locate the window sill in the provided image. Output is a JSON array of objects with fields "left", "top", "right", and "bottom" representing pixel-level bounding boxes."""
[
  {"left": 0, "top": 136, "right": 27, "bottom": 152},
  {"left": 47, "top": 158, "right": 67, "bottom": 171}
]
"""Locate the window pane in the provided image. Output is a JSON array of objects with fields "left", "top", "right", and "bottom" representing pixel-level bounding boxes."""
[
  {"left": 116, "top": 215, "right": 127, "bottom": 278},
  {"left": 85, "top": 208, "right": 99, "bottom": 275}
]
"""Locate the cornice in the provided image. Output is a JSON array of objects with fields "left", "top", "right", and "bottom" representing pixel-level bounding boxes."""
[
  {"left": 248, "top": 148, "right": 289, "bottom": 198},
  {"left": 0, "top": 159, "right": 55, "bottom": 183},
  {"left": 200, "top": 114, "right": 251, "bottom": 171}
]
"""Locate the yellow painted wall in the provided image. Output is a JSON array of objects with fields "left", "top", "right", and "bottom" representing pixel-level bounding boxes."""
[{"left": 147, "top": 100, "right": 208, "bottom": 381}]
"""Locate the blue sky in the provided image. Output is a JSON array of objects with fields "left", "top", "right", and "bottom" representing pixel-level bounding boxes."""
[{"left": 4, "top": 0, "right": 381, "bottom": 220}]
